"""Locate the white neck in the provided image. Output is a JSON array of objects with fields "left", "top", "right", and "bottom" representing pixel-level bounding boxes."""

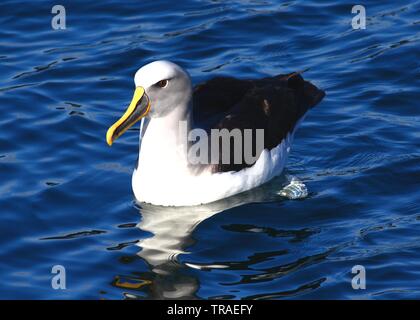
[{"left": 137, "top": 103, "right": 193, "bottom": 179}]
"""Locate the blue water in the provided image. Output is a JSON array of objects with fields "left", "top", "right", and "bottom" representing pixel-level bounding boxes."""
[{"left": 0, "top": 0, "right": 419, "bottom": 299}]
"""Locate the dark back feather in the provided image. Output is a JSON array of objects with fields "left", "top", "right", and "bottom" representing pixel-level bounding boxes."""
[{"left": 192, "top": 73, "right": 325, "bottom": 172}]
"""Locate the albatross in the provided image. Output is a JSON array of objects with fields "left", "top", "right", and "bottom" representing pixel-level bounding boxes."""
[{"left": 106, "top": 60, "right": 325, "bottom": 206}]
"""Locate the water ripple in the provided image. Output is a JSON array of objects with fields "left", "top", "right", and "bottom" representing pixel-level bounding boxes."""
[{"left": 0, "top": 0, "right": 419, "bottom": 299}]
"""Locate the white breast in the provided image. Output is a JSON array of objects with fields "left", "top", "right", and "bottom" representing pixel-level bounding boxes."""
[{"left": 132, "top": 131, "right": 295, "bottom": 206}]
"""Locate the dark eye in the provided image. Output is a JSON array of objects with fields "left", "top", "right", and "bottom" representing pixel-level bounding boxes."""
[{"left": 157, "top": 79, "right": 168, "bottom": 88}]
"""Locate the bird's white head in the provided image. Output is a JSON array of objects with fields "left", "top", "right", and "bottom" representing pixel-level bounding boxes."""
[{"left": 106, "top": 60, "right": 192, "bottom": 146}]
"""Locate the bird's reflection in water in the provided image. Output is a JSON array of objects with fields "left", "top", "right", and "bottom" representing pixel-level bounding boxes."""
[{"left": 134, "top": 177, "right": 286, "bottom": 299}]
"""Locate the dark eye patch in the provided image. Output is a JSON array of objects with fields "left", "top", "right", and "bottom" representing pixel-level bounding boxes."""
[{"left": 156, "top": 79, "right": 168, "bottom": 88}]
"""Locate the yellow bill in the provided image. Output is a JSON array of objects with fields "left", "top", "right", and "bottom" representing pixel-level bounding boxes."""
[{"left": 106, "top": 86, "right": 151, "bottom": 146}]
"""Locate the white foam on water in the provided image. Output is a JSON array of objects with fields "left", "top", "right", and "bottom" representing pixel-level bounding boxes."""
[{"left": 278, "top": 176, "right": 308, "bottom": 200}]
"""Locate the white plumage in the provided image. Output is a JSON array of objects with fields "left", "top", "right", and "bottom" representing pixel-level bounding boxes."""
[
  {"left": 133, "top": 130, "right": 295, "bottom": 206},
  {"left": 106, "top": 60, "right": 324, "bottom": 206}
]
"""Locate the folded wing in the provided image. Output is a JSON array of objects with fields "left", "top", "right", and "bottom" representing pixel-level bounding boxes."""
[{"left": 193, "top": 73, "right": 325, "bottom": 172}]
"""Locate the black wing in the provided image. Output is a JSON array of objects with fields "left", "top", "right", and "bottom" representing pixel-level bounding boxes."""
[{"left": 192, "top": 73, "right": 325, "bottom": 172}]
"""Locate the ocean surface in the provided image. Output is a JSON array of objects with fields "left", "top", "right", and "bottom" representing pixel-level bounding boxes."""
[{"left": 0, "top": 0, "right": 419, "bottom": 299}]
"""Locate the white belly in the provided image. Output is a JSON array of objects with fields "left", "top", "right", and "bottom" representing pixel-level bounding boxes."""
[{"left": 132, "top": 133, "right": 294, "bottom": 206}]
